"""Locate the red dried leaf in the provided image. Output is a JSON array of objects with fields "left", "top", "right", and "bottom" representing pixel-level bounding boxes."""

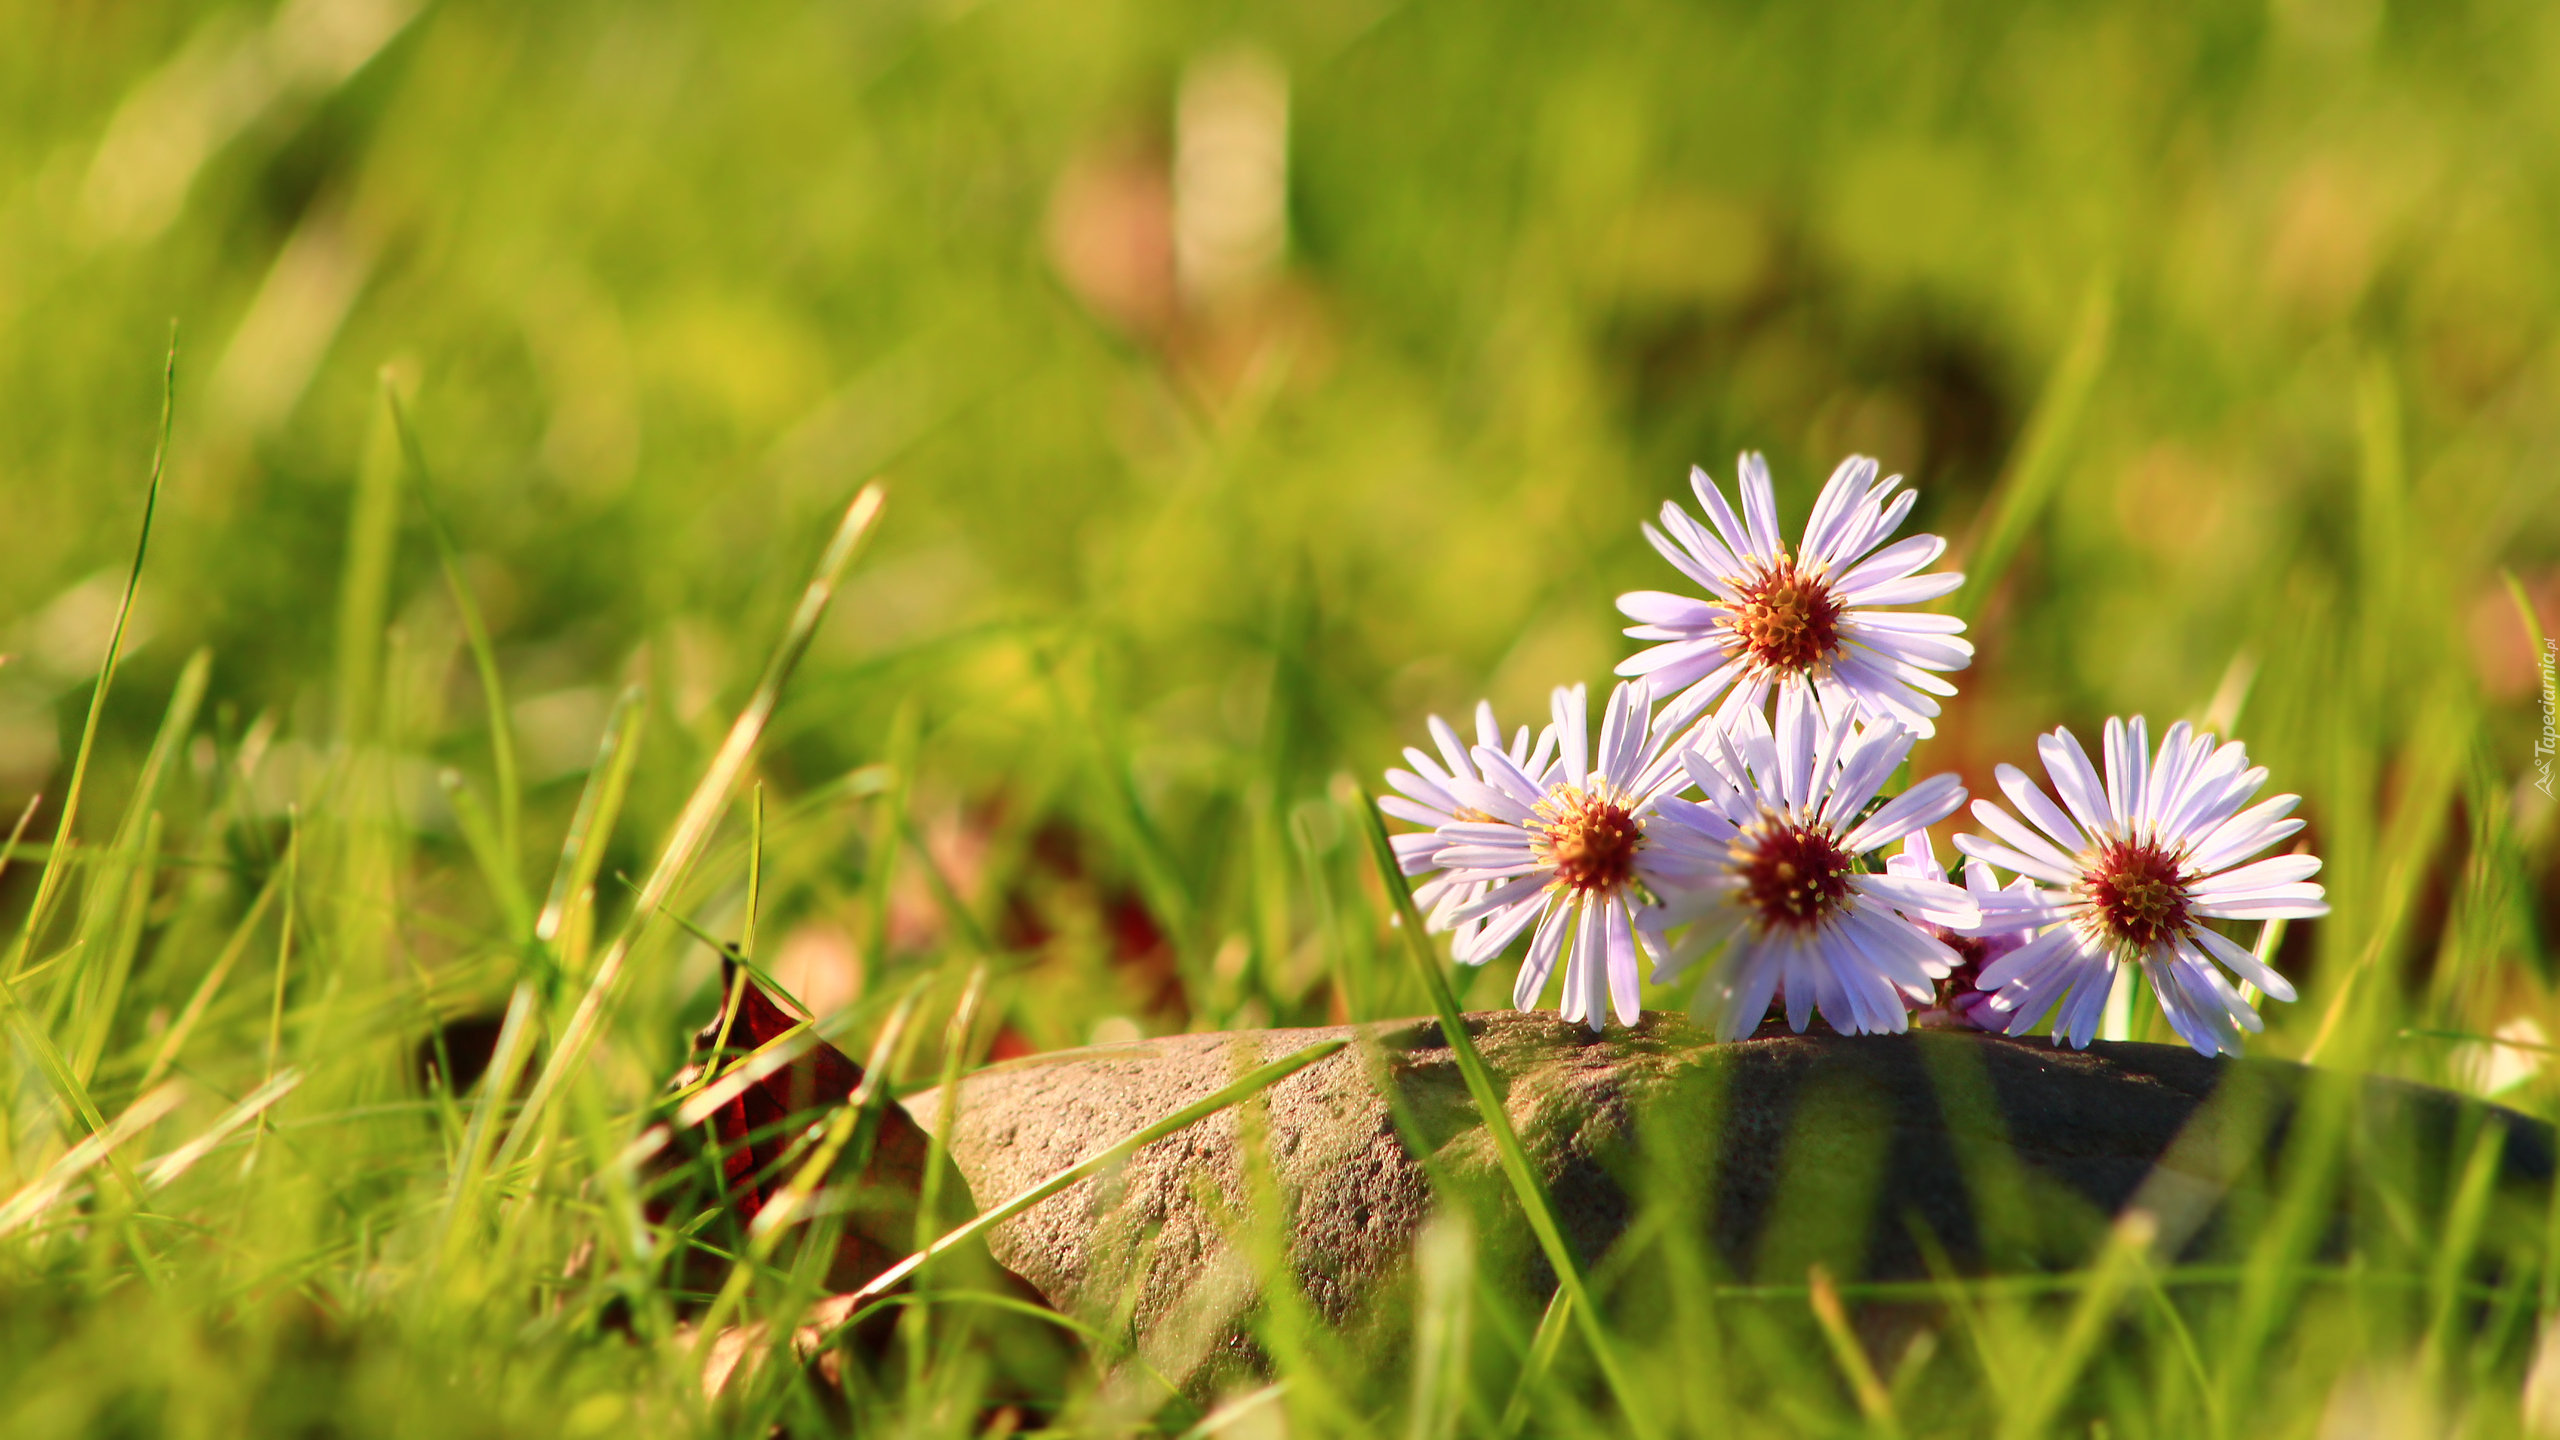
[{"left": 653, "top": 963, "right": 935, "bottom": 1294}]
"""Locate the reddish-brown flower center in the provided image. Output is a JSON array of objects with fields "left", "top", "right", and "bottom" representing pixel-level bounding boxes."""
[
  {"left": 1536, "top": 786, "right": 1644, "bottom": 895},
  {"left": 1731, "top": 817, "right": 1855, "bottom": 931},
  {"left": 1725, "top": 555, "right": 1845, "bottom": 677},
  {"left": 2083, "top": 840, "right": 2193, "bottom": 951}
]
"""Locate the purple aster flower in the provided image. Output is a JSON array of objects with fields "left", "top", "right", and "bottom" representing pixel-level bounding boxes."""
[
  {"left": 1884, "top": 830, "right": 2041, "bottom": 1031},
  {"left": 1380, "top": 699, "right": 1551, "bottom": 961},
  {"left": 1616, "top": 453, "right": 1973, "bottom": 740},
  {"left": 1953, "top": 716, "right": 2325, "bottom": 1057},
  {"left": 1651, "top": 689, "right": 1980, "bottom": 1041},
  {"left": 1392, "top": 681, "right": 1694, "bottom": 1032}
]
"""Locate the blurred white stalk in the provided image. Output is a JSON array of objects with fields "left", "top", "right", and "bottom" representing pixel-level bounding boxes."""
[{"left": 1175, "top": 47, "right": 1289, "bottom": 308}]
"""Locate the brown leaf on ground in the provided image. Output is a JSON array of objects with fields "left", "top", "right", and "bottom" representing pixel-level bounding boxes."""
[{"left": 647, "top": 961, "right": 1082, "bottom": 1411}]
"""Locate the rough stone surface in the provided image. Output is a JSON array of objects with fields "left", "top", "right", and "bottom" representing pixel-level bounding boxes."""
[{"left": 914, "top": 1012, "right": 2553, "bottom": 1389}]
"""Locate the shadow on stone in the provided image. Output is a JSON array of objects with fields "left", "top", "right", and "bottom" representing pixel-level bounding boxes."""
[{"left": 917, "top": 1011, "right": 2554, "bottom": 1394}]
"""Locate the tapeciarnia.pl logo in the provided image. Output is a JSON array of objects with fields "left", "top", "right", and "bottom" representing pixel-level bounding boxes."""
[{"left": 2536, "top": 636, "right": 2557, "bottom": 800}]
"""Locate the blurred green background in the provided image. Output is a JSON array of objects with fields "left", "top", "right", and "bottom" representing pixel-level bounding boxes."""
[{"left": 3, "top": 0, "right": 2556, "bottom": 1059}]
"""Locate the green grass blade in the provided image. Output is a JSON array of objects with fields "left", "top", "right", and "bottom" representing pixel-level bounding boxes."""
[
  {"left": 741, "top": 783, "right": 764, "bottom": 961},
  {"left": 57, "top": 652, "right": 208, "bottom": 1059},
  {"left": 863, "top": 701, "right": 917, "bottom": 974},
  {"left": 2418, "top": 1119, "right": 2507, "bottom": 1384},
  {"left": 1996, "top": 1211, "right": 2155, "bottom": 1440},
  {"left": 0, "top": 1081, "right": 185, "bottom": 1238},
  {"left": 440, "top": 771, "right": 535, "bottom": 943},
  {"left": 1808, "top": 1263, "right": 1901, "bottom": 1437},
  {"left": 1353, "top": 787, "right": 1661, "bottom": 1440},
  {"left": 493, "top": 485, "right": 885, "bottom": 1175},
  {"left": 534, "top": 685, "right": 648, "bottom": 949},
  {"left": 135, "top": 865, "right": 282, "bottom": 1091},
  {"left": 2505, "top": 569, "right": 2550, "bottom": 655},
  {"left": 8, "top": 335, "right": 177, "bottom": 981},
  {"left": 139, "top": 1067, "right": 302, "bottom": 1191},
  {"left": 387, "top": 381, "right": 523, "bottom": 879},
  {"left": 1497, "top": 1286, "right": 1574, "bottom": 1439},
  {"left": 432, "top": 978, "right": 541, "bottom": 1269},
  {"left": 913, "top": 964, "right": 986, "bottom": 1256},
  {"left": 70, "top": 808, "right": 160, "bottom": 1084},
  {"left": 334, "top": 382, "right": 405, "bottom": 747}
]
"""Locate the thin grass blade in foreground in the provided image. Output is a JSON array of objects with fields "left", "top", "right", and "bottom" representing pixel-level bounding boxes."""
[
  {"left": 6, "top": 334, "right": 175, "bottom": 987},
  {"left": 1808, "top": 1263, "right": 1900, "bottom": 1438},
  {"left": 535, "top": 685, "right": 648, "bottom": 950},
  {"left": 137, "top": 1069, "right": 303, "bottom": 1191},
  {"left": 493, "top": 485, "right": 887, "bottom": 1173},
  {"left": 387, "top": 382, "right": 526, "bottom": 896},
  {"left": 1355, "top": 787, "right": 1662, "bottom": 1440},
  {"left": 0, "top": 1081, "right": 184, "bottom": 1237},
  {"left": 1995, "top": 1209, "right": 2155, "bottom": 1440}
]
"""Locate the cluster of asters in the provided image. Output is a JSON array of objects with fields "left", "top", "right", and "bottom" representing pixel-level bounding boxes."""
[{"left": 1383, "top": 455, "right": 2328, "bottom": 1057}]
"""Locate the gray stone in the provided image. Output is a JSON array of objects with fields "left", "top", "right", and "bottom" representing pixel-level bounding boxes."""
[{"left": 913, "top": 1012, "right": 2553, "bottom": 1390}]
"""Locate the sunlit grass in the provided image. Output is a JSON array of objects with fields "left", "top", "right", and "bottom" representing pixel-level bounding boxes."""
[{"left": 2, "top": 0, "right": 2557, "bottom": 1433}]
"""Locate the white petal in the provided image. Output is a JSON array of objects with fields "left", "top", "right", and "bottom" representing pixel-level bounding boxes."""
[
  {"left": 1832, "top": 484, "right": 1916, "bottom": 568},
  {"left": 1659, "top": 499, "right": 1748, "bottom": 584},
  {"left": 1386, "top": 767, "right": 1462, "bottom": 816},
  {"left": 1836, "top": 571, "right": 1966, "bottom": 607},
  {"left": 1738, "top": 452, "right": 1784, "bottom": 561},
  {"left": 1822, "top": 727, "right": 1910, "bottom": 826},
  {"left": 1694, "top": 468, "right": 1762, "bottom": 570},
  {"left": 2186, "top": 798, "right": 2304, "bottom": 873},
  {"left": 1829, "top": 525, "right": 1939, "bottom": 592},
  {"left": 2102, "top": 716, "right": 2149, "bottom": 832},
  {"left": 1527, "top": 724, "right": 1559, "bottom": 781},
  {"left": 1379, "top": 794, "right": 1452, "bottom": 829},
  {"left": 2189, "top": 924, "right": 2298, "bottom": 1003},
  {"left": 2190, "top": 853, "right": 2323, "bottom": 895},
  {"left": 1711, "top": 934, "right": 1784, "bottom": 1041},
  {"left": 1888, "top": 830, "right": 1948, "bottom": 884},
  {"left": 1963, "top": 797, "right": 2085, "bottom": 878},
  {"left": 1392, "top": 831, "right": 1443, "bottom": 876},
  {"left": 1842, "top": 608, "right": 1968, "bottom": 636},
  {"left": 2038, "top": 728, "right": 2114, "bottom": 840},
  {"left": 1852, "top": 872, "right": 1980, "bottom": 930},
  {"left": 1457, "top": 889, "right": 1548, "bottom": 961},
  {"left": 1606, "top": 897, "right": 1642, "bottom": 1026},
  {"left": 1448, "top": 775, "right": 1538, "bottom": 825},
  {"left": 1802, "top": 454, "right": 1881, "bottom": 566},
  {"left": 1469, "top": 748, "right": 1549, "bottom": 809},
  {"left": 2053, "top": 952, "right": 2117, "bottom": 1048},
  {"left": 1775, "top": 685, "right": 1819, "bottom": 812},
  {"left": 1977, "top": 922, "right": 2082, "bottom": 993},
  {"left": 1804, "top": 705, "right": 1859, "bottom": 817},
  {"left": 1839, "top": 622, "right": 1974, "bottom": 673},
  {"left": 1427, "top": 714, "right": 1477, "bottom": 783},
  {"left": 1441, "top": 873, "right": 1550, "bottom": 926},
  {"left": 1641, "top": 518, "right": 1727, "bottom": 595},
  {"left": 1618, "top": 590, "right": 1723, "bottom": 628},
  {"left": 1514, "top": 900, "right": 1573, "bottom": 1009},
  {"left": 1553, "top": 684, "right": 1590, "bottom": 789},
  {"left": 1841, "top": 771, "right": 1965, "bottom": 852},
  {"left": 1782, "top": 932, "right": 1818, "bottom": 1033},
  {"left": 1840, "top": 899, "right": 1958, "bottom": 985},
  {"left": 1954, "top": 810, "right": 2080, "bottom": 885},
  {"left": 1995, "top": 763, "right": 2090, "bottom": 856},
  {"left": 2190, "top": 888, "right": 2329, "bottom": 920}
]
